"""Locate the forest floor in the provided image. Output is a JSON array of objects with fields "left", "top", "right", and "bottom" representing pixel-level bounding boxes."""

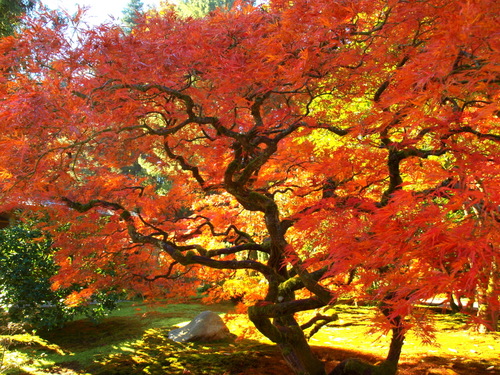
[{"left": 0, "top": 299, "right": 498, "bottom": 375}]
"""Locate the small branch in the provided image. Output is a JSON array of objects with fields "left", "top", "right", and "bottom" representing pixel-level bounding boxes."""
[
  {"left": 61, "top": 198, "right": 276, "bottom": 277},
  {"left": 442, "top": 126, "right": 500, "bottom": 142},
  {"left": 351, "top": 7, "right": 392, "bottom": 36},
  {"left": 61, "top": 197, "right": 125, "bottom": 213},
  {"left": 374, "top": 81, "right": 390, "bottom": 103},
  {"left": 206, "top": 243, "right": 268, "bottom": 258},
  {"left": 301, "top": 308, "right": 339, "bottom": 340},
  {"left": 323, "top": 125, "right": 350, "bottom": 136},
  {"left": 131, "top": 261, "right": 189, "bottom": 282},
  {"left": 381, "top": 146, "right": 448, "bottom": 206},
  {"left": 163, "top": 141, "right": 206, "bottom": 188},
  {"left": 176, "top": 217, "right": 255, "bottom": 244}
]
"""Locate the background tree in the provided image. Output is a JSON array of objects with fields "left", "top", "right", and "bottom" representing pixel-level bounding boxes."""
[
  {"left": 122, "top": 0, "right": 144, "bottom": 32},
  {"left": 175, "top": 0, "right": 253, "bottom": 18},
  {"left": 0, "top": 223, "right": 121, "bottom": 329},
  {"left": 0, "top": 0, "right": 36, "bottom": 37},
  {"left": 0, "top": 0, "right": 498, "bottom": 374}
]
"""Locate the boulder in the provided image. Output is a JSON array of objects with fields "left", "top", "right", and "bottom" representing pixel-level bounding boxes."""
[{"left": 168, "top": 311, "right": 235, "bottom": 343}]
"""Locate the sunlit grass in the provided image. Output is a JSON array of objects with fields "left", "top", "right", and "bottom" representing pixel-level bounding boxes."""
[
  {"left": 0, "top": 299, "right": 234, "bottom": 374},
  {"left": 1, "top": 301, "right": 498, "bottom": 374}
]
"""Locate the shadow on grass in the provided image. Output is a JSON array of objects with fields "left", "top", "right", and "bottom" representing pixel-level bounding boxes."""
[
  {"left": 85, "top": 328, "right": 281, "bottom": 375},
  {"left": 37, "top": 316, "right": 155, "bottom": 352},
  {"left": 10, "top": 328, "right": 497, "bottom": 375},
  {"left": 33, "top": 339, "right": 497, "bottom": 375},
  {"left": 6, "top": 302, "right": 498, "bottom": 375},
  {"left": 36, "top": 301, "right": 216, "bottom": 353},
  {"left": 312, "top": 346, "right": 497, "bottom": 375}
]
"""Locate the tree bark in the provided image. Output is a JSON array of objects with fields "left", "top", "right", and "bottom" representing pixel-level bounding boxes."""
[
  {"left": 448, "top": 292, "right": 461, "bottom": 313},
  {"left": 477, "top": 259, "right": 499, "bottom": 332},
  {"left": 249, "top": 305, "right": 326, "bottom": 375},
  {"left": 278, "top": 328, "right": 326, "bottom": 375}
]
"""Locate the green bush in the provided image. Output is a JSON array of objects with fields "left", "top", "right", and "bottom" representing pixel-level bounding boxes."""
[{"left": 0, "top": 224, "right": 120, "bottom": 329}]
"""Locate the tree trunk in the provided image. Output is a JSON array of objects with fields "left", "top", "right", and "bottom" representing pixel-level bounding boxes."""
[
  {"left": 249, "top": 299, "right": 406, "bottom": 375},
  {"left": 328, "top": 303, "right": 404, "bottom": 375},
  {"left": 249, "top": 306, "right": 326, "bottom": 375},
  {"left": 448, "top": 292, "right": 460, "bottom": 313},
  {"left": 277, "top": 328, "right": 326, "bottom": 375},
  {"left": 327, "top": 327, "right": 402, "bottom": 375},
  {"left": 477, "top": 260, "right": 499, "bottom": 332},
  {"left": 464, "top": 294, "right": 476, "bottom": 313}
]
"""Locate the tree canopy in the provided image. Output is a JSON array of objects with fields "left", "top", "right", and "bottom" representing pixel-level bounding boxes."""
[{"left": 0, "top": 0, "right": 498, "bottom": 374}]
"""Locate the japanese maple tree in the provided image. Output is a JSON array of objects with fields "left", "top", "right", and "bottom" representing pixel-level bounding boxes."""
[{"left": 1, "top": 0, "right": 499, "bottom": 374}]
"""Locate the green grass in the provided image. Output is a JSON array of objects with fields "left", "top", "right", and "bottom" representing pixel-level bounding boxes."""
[
  {"left": 0, "top": 300, "right": 237, "bottom": 374},
  {"left": 1, "top": 301, "right": 499, "bottom": 375}
]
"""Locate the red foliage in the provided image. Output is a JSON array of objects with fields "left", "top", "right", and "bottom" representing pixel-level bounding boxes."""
[{"left": 0, "top": 0, "right": 498, "bottom": 373}]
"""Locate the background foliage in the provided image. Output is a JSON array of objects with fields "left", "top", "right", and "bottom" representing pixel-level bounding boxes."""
[
  {"left": 0, "top": 223, "right": 120, "bottom": 329},
  {"left": 0, "top": 0, "right": 36, "bottom": 37}
]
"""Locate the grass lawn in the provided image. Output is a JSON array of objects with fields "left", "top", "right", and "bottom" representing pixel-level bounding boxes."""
[{"left": 0, "top": 299, "right": 498, "bottom": 374}]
